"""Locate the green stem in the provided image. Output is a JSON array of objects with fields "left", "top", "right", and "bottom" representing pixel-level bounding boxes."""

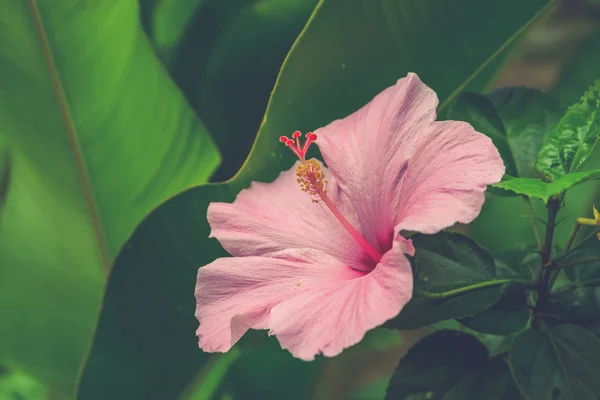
[
  {"left": 524, "top": 197, "right": 543, "bottom": 251},
  {"left": 538, "top": 197, "right": 561, "bottom": 304},
  {"left": 414, "top": 279, "right": 532, "bottom": 300},
  {"left": 563, "top": 222, "right": 581, "bottom": 256},
  {"left": 541, "top": 198, "right": 560, "bottom": 267},
  {"left": 559, "top": 228, "right": 600, "bottom": 261}
]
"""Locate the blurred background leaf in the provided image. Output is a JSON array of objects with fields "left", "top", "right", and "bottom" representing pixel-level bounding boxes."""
[
  {"left": 145, "top": 0, "right": 208, "bottom": 61},
  {"left": 152, "top": 0, "right": 319, "bottom": 181},
  {"left": 77, "top": 0, "right": 551, "bottom": 398},
  {"left": 0, "top": 368, "right": 47, "bottom": 400},
  {"left": 0, "top": 0, "right": 219, "bottom": 395}
]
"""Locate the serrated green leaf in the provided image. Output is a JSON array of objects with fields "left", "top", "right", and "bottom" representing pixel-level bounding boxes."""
[
  {"left": 493, "top": 169, "right": 600, "bottom": 202},
  {"left": 0, "top": 0, "right": 219, "bottom": 393},
  {"left": 77, "top": 0, "right": 552, "bottom": 398},
  {"left": 389, "top": 232, "right": 502, "bottom": 330},
  {"left": 537, "top": 80, "right": 600, "bottom": 180},
  {"left": 509, "top": 325, "right": 600, "bottom": 400}
]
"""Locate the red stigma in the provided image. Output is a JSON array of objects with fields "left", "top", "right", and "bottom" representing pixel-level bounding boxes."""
[{"left": 279, "top": 131, "right": 317, "bottom": 161}]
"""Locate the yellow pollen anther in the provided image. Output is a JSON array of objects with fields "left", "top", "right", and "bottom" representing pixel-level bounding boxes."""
[{"left": 295, "top": 159, "right": 328, "bottom": 199}]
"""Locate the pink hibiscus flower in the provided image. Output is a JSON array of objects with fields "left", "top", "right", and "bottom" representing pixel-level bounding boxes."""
[{"left": 195, "top": 73, "right": 505, "bottom": 360}]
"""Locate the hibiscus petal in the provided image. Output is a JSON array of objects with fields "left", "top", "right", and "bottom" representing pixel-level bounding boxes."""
[
  {"left": 268, "top": 244, "right": 412, "bottom": 360},
  {"left": 315, "top": 73, "right": 438, "bottom": 250},
  {"left": 394, "top": 120, "right": 504, "bottom": 235},
  {"left": 195, "top": 249, "right": 365, "bottom": 352},
  {"left": 208, "top": 161, "right": 375, "bottom": 271}
]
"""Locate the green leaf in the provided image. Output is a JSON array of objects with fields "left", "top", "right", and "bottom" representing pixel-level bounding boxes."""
[
  {"left": 413, "top": 232, "right": 497, "bottom": 290},
  {"left": 0, "top": 0, "right": 219, "bottom": 393},
  {"left": 0, "top": 369, "right": 48, "bottom": 400},
  {"left": 496, "top": 247, "right": 541, "bottom": 284},
  {"left": 447, "top": 93, "right": 519, "bottom": 176},
  {"left": 564, "top": 248, "right": 600, "bottom": 283},
  {"left": 385, "top": 330, "right": 488, "bottom": 399},
  {"left": 489, "top": 87, "right": 562, "bottom": 178},
  {"left": 551, "top": 249, "right": 600, "bottom": 326},
  {"left": 0, "top": 138, "right": 10, "bottom": 210},
  {"left": 180, "top": 348, "right": 241, "bottom": 400},
  {"left": 509, "top": 325, "right": 600, "bottom": 400},
  {"left": 537, "top": 80, "right": 600, "bottom": 180},
  {"left": 225, "top": 337, "right": 323, "bottom": 400},
  {"left": 149, "top": 0, "right": 207, "bottom": 58},
  {"left": 552, "top": 28, "right": 600, "bottom": 106},
  {"left": 77, "top": 0, "right": 552, "bottom": 398},
  {"left": 470, "top": 330, "right": 520, "bottom": 358},
  {"left": 448, "top": 88, "right": 562, "bottom": 179},
  {"left": 459, "top": 284, "right": 530, "bottom": 335},
  {"left": 159, "top": 0, "right": 317, "bottom": 181},
  {"left": 389, "top": 232, "right": 503, "bottom": 330},
  {"left": 441, "top": 357, "right": 520, "bottom": 400},
  {"left": 492, "top": 169, "right": 600, "bottom": 202}
]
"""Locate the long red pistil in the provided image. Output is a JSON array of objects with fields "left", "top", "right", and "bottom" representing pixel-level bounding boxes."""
[{"left": 281, "top": 131, "right": 383, "bottom": 264}]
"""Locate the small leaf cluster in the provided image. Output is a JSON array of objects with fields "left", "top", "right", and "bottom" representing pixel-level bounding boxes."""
[{"left": 385, "top": 81, "right": 600, "bottom": 400}]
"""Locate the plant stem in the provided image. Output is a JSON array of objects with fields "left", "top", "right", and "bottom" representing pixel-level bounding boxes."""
[
  {"left": 558, "top": 228, "right": 600, "bottom": 261},
  {"left": 541, "top": 198, "right": 560, "bottom": 267},
  {"left": 563, "top": 222, "right": 581, "bottom": 255},
  {"left": 414, "top": 279, "right": 533, "bottom": 300},
  {"left": 538, "top": 197, "right": 561, "bottom": 303},
  {"left": 524, "top": 197, "right": 543, "bottom": 251}
]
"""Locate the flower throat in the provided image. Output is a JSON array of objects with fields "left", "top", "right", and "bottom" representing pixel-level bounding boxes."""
[{"left": 279, "top": 131, "right": 382, "bottom": 263}]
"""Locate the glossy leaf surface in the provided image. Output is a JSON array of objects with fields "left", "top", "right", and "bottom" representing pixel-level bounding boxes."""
[{"left": 390, "top": 232, "right": 502, "bottom": 330}]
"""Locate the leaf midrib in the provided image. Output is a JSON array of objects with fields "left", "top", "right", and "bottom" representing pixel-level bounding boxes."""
[{"left": 29, "top": 0, "right": 110, "bottom": 275}]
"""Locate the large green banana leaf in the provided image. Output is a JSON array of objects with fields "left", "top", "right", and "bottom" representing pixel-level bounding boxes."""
[{"left": 0, "top": 0, "right": 219, "bottom": 394}]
